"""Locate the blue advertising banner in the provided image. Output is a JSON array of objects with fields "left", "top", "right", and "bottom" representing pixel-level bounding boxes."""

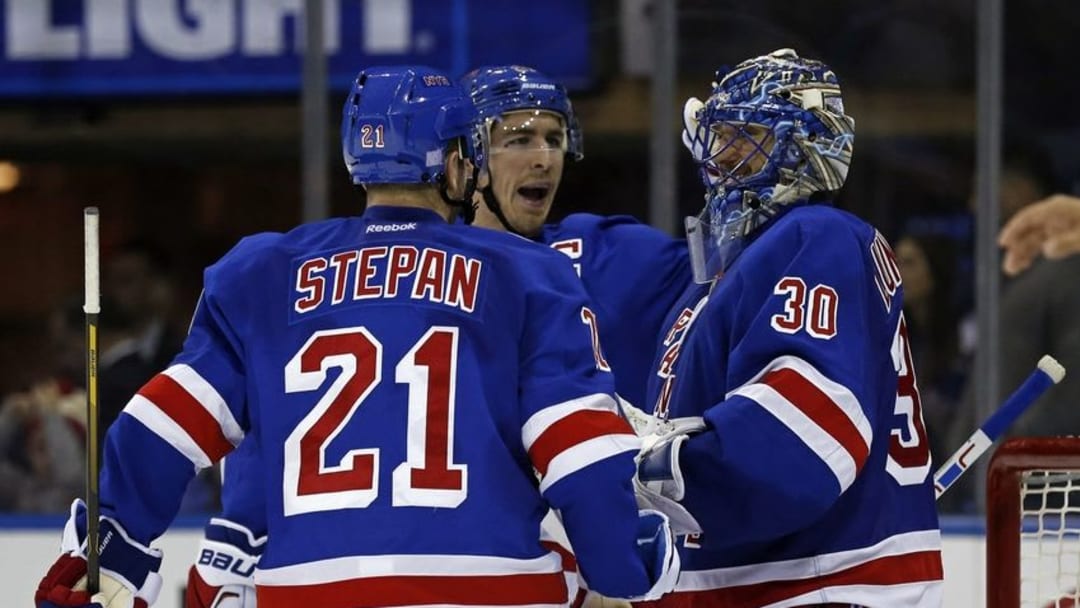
[{"left": 0, "top": 0, "right": 591, "bottom": 98}]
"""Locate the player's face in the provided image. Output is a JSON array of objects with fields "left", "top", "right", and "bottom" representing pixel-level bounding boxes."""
[
  {"left": 705, "top": 122, "right": 774, "bottom": 185},
  {"left": 480, "top": 110, "right": 566, "bottom": 236}
]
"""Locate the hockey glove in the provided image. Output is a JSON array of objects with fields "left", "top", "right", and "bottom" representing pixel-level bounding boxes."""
[
  {"left": 617, "top": 396, "right": 662, "bottom": 436},
  {"left": 617, "top": 396, "right": 705, "bottom": 439},
  {"left": 185, "top": 518, "right": 263, "bottom": 608},
  {"left": 35, "top": 499, "right": 163, "bottom": 608},
  {"left": 633, "top": 420, "right": 705, "bottom": 535},
  {"left": 629, "top": 509, "right": 680, "bottom": 602}
]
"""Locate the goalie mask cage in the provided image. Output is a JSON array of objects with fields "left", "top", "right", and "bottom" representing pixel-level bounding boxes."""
[{"left": 988, "top": 437, "right": 1080, "bottom": 608}]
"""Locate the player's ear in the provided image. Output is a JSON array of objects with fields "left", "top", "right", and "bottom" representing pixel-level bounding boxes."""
[
  {"left": 475, "top": 164, "right": 490, "bottom": 191},
  {"left": 444, "top": 142, "right": 468, "bottom": 199}
]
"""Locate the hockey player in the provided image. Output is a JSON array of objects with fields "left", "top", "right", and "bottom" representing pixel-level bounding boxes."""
[
  {"left": 183, "top": 65, "right": 693, "bottom": 608},
  {"left": 462, "top": 65, "right": 695, "bottom": 608},
  {"left": 184, "top": 64, "right": 695, "bottom": 608},
  {"left": 34, "top": 65, "right": 678, "bottom": 608},
  {"left": 632, "top": 49, "right": 944, "bottom": 607},
  {"left": 463, "top": 64, "right": 694, "bottom": 409}
]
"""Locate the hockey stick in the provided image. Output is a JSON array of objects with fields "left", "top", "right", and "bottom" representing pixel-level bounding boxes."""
[
  {"left": 933, "top": 354, "right": 1066, "bottom": 499},
  {"left": 83, "top": 207, "right": 101, "bottom": 594}
]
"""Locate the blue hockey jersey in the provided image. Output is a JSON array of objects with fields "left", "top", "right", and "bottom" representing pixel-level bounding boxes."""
[
  {"left": 204, "top": 212, "right": 690, "bottom": 597},
  {"left": 541, "top": 214, "right": 693, "bottom": 409},
  {"left": 98, "top": 205, "right": 651, "bottom": 607},
  {"left": 642, "top": 205, "right": 943, "bottom": 607}
]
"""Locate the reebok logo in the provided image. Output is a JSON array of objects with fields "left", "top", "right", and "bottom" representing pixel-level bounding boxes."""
[{"left": 366, "top": 222, "right": 417, "bottom": 233}]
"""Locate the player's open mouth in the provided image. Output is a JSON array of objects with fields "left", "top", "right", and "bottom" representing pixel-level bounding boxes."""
[{"left": 517, "top": 185, "right": 551, "bottom": 203}]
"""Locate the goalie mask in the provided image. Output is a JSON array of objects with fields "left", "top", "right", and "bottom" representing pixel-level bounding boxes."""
[
  {"left": 682, "top": 48, "right": 855, "bottom": 282},
  {"left": 342, "top": 65, "right": 487, "bottom": 222}
]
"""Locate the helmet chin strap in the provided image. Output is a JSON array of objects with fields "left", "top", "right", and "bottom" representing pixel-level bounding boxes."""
[{"left": 480, "top": 165, "right": 529, "bottom": 236}]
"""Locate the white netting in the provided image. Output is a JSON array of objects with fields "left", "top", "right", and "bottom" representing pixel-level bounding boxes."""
[{"left": 1020, "top": 470, "right": 1080, "bottom": 607}]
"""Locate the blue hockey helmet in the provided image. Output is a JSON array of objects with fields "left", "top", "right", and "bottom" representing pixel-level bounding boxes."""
[
  {"left": 342, "top": 65, "right": 486, "bottom": 218},
  {"left": 682, "top": 48, "right": 856, "bottom": 282},
  {"left": 461, "top": 65, "right": 583, "bottom": 161}
]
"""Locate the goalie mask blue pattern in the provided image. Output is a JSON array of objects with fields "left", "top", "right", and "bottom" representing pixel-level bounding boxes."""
[
  {"left": 682, "top": 49, "right": 855, "bottom": 281},
  {"left": 341, "top": 65, "right": 486, "bottom": 186},
  {"left": 461, "top": 65, "right": 583, "bottom": 161}
]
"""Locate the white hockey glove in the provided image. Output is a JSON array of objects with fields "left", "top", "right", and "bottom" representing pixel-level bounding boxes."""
[
  {"left": 617, "top": 396, "right": 705, "bottom": 439},
  {"left": 185, "top": 518, "right": 263, "bottom": 608},
  {"left": 633, "top": 416, "right": 706, "bottom": 535},
  {"left": 35, "top": 499, "right": 163, "bottom": 608},
  {"left": 629, "top": 510, "right": 680, "bottom": 602},
  {"left": 617, "top": 395, "right": 661, "bottom": 436}
]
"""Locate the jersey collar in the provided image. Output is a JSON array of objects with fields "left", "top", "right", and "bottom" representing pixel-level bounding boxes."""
[{"left": 362, "top": 205, "right": 448, "bottom": 225}]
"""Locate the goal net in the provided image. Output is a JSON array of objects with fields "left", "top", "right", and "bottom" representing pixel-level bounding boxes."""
[{"left": 988, "top": 438, "right": 1080, "bottom": 608}]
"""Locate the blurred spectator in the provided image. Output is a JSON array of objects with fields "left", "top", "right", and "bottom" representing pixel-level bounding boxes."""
[
  {"left": 971, "top": 143, "right": 1058, "bottom": 224},
  {"left": 99, "top": 238, "right": 185, "bottom": 435},
  {"left": 955, "top": 139, "right": 1059, "bottom": 357},
  {"left": 941, "top": 141, "right": 1074, "bottom": 512},
  {"left": 97, "top": 239, "right": 218, "bottom": 513},
  {"left": 894, "top": 234, "right": 966, "bottom": 466},
  {"left": 0, "top": 386, "right": 86, "bottom": 513},
  {"left": 0, "top": 299, "right": 86, "bottom": 513},
  {"left": 990, "top": 253, "right": 1080, "bottom": 438},
  {"left": 999, "top": 193, "right": 1080, "bottom": 275}
]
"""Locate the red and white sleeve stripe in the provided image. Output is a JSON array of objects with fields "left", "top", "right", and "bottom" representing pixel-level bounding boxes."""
[
  {"left": 522, "top": 393, "right": 640, "bottom": 493},
  {"left": 123, "top": 364, "right": 244, "bottom": 470},
  {"left": 727, "top": 355, "right": 872, "bottom": 493}
]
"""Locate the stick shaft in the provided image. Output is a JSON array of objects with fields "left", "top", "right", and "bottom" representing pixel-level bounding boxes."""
[
  {"left": 84, "top": 207, "right": 100, "bottom": 594},
  {"left": 934, "top": 357, "right": 1062, "bottom": 499}
]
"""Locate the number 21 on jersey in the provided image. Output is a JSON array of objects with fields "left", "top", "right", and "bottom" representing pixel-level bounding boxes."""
[{"left": 282, "top": 326, "right": 466, "bottom": 516}]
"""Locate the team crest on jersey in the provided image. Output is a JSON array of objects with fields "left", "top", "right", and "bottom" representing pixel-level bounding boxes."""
[{"left": 653, "top": 295, "right": 709, "bottom": 419}]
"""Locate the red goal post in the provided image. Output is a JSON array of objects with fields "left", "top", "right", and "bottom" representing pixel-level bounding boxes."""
[{"left": 988, "top": 437, "right": 1080, "bottom": 608}]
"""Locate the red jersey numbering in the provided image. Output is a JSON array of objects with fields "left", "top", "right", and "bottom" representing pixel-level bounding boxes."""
[
  {"left": 283, "top": 326, "right": 468, "bottom": 516},
  {"left": 770, "top": 276, "right": 839, "bottom": 340}
]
